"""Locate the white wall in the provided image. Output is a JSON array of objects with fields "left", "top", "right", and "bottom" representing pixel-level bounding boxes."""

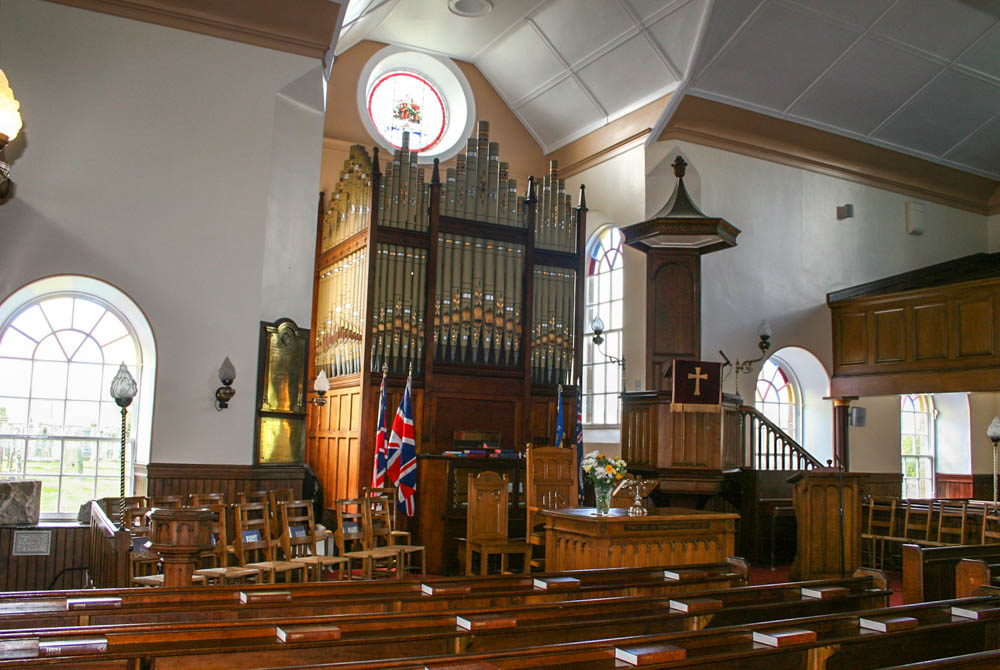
[
  {"left": 0, "top": 1, "right": 325, "bottom": 464},
  {"left": 646, "top": 141, "right": 989, "bottom": 389},
  {"left": 850, "top": 396, "right": 902, "bottom": 473},
  {"left": 935, "top": 393, "right": 971, "bottom": 474},
  {"left": 970, "top": 392, "right": 1000, "bottom": 475}
]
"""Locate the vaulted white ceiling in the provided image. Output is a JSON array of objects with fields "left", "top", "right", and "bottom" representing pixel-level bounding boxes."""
[
  {"left": 338, "top": 0, "right": 1000, "bottom": 181},
  {"left": 337, "top": 0, "right": 711, "bottom": 153},
  {"left": 688, "top": 0, "right": 1000, "bottom": 181}
]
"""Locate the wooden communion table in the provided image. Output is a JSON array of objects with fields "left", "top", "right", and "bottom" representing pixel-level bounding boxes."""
[{"left": 539, "top": 507, "right": 738, "bottom": 571}]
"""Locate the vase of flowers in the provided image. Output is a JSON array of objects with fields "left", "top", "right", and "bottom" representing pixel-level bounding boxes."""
[{"left": 581, "top": 450, "right": 628, "bottom": 515}]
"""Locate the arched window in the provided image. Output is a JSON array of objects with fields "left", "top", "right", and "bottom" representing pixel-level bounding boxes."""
[
  {"left": 901, "top": 394, "right": 935, "bottom": 498},
  {"left": 583, "top": 225, "right": 623, "bottom": 426},
  {"left": 0, "top": 277, "right": 155, "bottom": 518},
  {"left": 755, "top": 357, "right": 800, "bottom": 441}
]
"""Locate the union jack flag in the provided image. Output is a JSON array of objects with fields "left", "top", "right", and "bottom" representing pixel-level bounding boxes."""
[
  {"left": 388, "top": 370, "right": 417, "bottom": 516},
  {"left": 371, "top": 368, "right": 388, "bottom": 489},
  {"left": 574, "top": 386, "right": 584, "bottom": 504}
]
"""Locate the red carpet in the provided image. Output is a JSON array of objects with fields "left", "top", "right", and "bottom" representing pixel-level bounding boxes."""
[{"left": 750, "top": 564, "right": 903, "bottom": 606}]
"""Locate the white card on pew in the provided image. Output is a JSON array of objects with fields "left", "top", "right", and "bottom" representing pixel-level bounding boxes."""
[
  {"left": 615, "top": 643, "right": 686, "bottom": 665},
  {"left": 663, "top": 569, "right": 707, "bottom": 581},
  {"left": 801, "top": 586, "right": 849, "bottom": 600},
  {"left": 669, "top": 597, "right": 723, "bottom": 613},
  {"left": 532, "top": 577, "right": 580, "bottom": 590},
  {"left": 0, "top": 639, "right": 39, "bottom": 660},
  {"left": 952, "top": 604, "right": 1000, "bottom": 620},
  {"left": 859, "top": 615, "right": 919, "bottom": 632},
  {"left": 752, "top": 628, "right": 816, "bottom": 647}
]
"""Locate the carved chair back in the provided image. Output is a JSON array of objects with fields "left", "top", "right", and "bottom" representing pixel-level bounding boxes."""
[
  {"left": 467, "top": 471, "right": 509, "bottom": 543},
  {"left": 526, "top": 446, "right": 577, "bottom": 534},
  {"left": 234, "top": 502, "right": 274, "bottom": 565}
]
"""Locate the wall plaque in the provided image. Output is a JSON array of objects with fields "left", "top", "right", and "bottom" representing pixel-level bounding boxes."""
[
  {"left": 254, "top": 318, "right": 310, "bottom": 465},
  {"left": 12, "top": 530, "right": 51, "bottom": 556}
]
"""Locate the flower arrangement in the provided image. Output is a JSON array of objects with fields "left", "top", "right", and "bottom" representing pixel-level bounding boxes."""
[
  {"left": 581, "top": 451, "right": 627, "bottom": 484},
  {"left": 581, "top": 450, "right": 627, "bottom": 515}
]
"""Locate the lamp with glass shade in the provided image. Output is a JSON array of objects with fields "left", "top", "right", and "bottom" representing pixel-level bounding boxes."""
[
  {"left": 989, "top": 416, "right": 1000, "bottom": 503},
  {"left": 0, "top": 69, "right": 22, "bottom": 199},
  {"left": 590, "top": 314, "right": 625, "bottom": 393},
  {"left": 312, "top": 369, "right": 330, "bottom": 406},
  {"left": 109, "top": 363, "right": 138, "bottom": 529},
  {"left": 215, "top": 357, "right": 236, "bottom": 410}
]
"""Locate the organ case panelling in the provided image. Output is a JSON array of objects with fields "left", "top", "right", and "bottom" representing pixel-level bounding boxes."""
[{"left": 309, "top": 125, "right": 585, "bottom": 550}]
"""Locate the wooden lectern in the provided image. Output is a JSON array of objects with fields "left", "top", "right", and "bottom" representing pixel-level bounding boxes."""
[{"left": 787, "top": 471, "right": 862, "bottom": 580}]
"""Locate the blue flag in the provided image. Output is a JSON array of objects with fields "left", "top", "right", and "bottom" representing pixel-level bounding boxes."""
[
  {"left": 574, "top": 387, "right": 584, "bottom": 504},
  {"left": 554, "top": 385, "right": 564, "bottom": 449}
]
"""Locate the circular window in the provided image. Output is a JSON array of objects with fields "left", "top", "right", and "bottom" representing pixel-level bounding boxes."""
[
  {"left": 367, "top": 71, "right": 447, "bottom": 153},
  {"left": 358, "top": 47, "right": 475, "bottom": 163}
]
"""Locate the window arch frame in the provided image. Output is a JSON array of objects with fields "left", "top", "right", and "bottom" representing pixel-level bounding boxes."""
[
  {"left": 0, "top": 276, "right": 156, "bottom": 520},
  {"left": 582, "top": 224, "right": 624, "bottom": 427},
  {"left": 754, "top": 355, "right": 803, "bottom": 443},
  {"left": 900, "top": 393, "right": 935, "bottom": 499}
]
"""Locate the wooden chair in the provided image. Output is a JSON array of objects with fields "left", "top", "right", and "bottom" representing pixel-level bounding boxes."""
[
  {"left": 525, "top": 446, "right": 577, "bottom": 571},
  {"left": 123, "top": 506, "right": 152, "bottom": 533},
  {"left": 333, "top": 498, "right": 401, "bottom": 580},
  {"left": 862, "top": 496, "right": 897, "bottom": 568},
  {"left": 982, "top": 504, "right": 1000, "bottom": 544},
  {"left": 363, "top": 486, "right": 411, "bottom": 545},
  {"left": 460, "top": 471, "right": 531, "bottom": 576},
  {"left": 903, "top": 501, "right": 934, "bottom": 545},
  {"left": 238, "top": 490, "right": 269, "bottom": 505},
  {"left": 233, "top": 502, "right": 306, "bottom": 584},
  {"left": 268, "top": 489, "right": 295, "bottom": 548},
  {"left": 278, "top": 499, "right": 348, "bottom": 581},
  {"left": 189, "top": 492, "right": 226, "bottom": 507},
  {"left": 193, "top": 504, "right": 262, "bottom": 585},
  {"left": 361, "top": 494, "right": 425, "bottom": 577},
  {"left": 148, "top": 495, "right": 183, "bottom": 508},
  {"left": 934, "top": 500, "right": 968, "bottom": 545}
]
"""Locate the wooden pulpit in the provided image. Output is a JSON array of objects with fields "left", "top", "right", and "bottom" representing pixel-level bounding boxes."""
[
  {"left": 787, "top": 471, "right": 862, "bottom": 580},
  {"left": 621, "top": 360, "right": 742, "bottom": 505}
]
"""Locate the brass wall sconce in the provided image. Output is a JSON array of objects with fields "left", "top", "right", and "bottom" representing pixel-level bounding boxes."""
[
  {"left": 215, "top": 356, "right": 236, "bottom": 410},
  {"left": 989, "top": 416, "right": 1000, "bottom": 503},
  {"left": 312, "top": 370, "right": 330, "bottom": 406},
  {"left": 0, "top": 69, "right": 23, "bottom": 200},
  {"left": 591, "top": 315, "right": 625, "bottom": 393},
  {"left": 720, "top": 320, "right": 772, "bottom": 397}
]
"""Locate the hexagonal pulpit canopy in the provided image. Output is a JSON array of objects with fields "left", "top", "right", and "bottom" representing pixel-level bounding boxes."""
[{"left": 621, "top": 156, "right": 740, "bottom": 255}]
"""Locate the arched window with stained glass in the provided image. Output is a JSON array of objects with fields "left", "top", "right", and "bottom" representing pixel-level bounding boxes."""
[
  {"left": 583, "top": 225, "right": 624, "bottom": 426},
  {"left": 755, "top": 357, "right": 800, "bottom": 441},
  {"left": 0, "top": 287, "right": 149, "bottom": 517},
  {"left": 901, "top": 394, "right": 935, "bottom": 498}
]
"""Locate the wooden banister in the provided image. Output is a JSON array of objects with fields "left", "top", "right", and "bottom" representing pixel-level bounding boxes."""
[
  {"left": 739, "top": 406, "right": 824, "bottom": 471},
  {"left": 88, "top": 500, "right": 131, "bottom": 589}
]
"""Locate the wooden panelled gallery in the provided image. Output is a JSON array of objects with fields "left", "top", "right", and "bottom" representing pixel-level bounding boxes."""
[{"left": 307, "top": 122, "right": 586, "bottom": 523}]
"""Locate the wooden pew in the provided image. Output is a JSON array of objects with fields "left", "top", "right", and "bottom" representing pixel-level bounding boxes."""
[
  {"left": 902, "top": 543, "right": 1000, "bottom": 603},
  {"left": 246, "top": 592, "right": 1000, "bottom": 670},
  {"left": 0, "top": 561, "right": 750, "bottom": 631},
  {"left": 875, "top": 650, "right": 1000, "bottom": 669},
  {"left": 955, "top": 558, "right": 1000, "bottom": 598},
  {"left": 0, "top": 574, "right": 889, "bottom": 668}
]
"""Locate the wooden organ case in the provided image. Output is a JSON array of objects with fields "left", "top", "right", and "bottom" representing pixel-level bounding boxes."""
[{"left": 308, "top": 125, "right": 586, "bottom": 573}]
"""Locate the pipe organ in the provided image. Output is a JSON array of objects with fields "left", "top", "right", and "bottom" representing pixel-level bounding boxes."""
[{"left": 308, "top": 121, "right": 586, "bottom": 517}]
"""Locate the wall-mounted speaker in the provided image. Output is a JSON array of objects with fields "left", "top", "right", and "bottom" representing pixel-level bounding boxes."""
[{"left": 850, "top": 406, "right": 867, "bottom": 427}]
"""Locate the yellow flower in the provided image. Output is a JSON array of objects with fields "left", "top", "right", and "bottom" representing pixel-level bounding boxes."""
[
  {"left": 605, "top": 464, "right": 615, "bottom": 474},
  {"left": 583, "top": 464, "right": 593, "bottom": 473}
]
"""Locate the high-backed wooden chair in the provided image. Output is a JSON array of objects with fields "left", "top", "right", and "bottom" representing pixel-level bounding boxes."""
[
  {"left": 525, "top": 446, "right": 577, "bottom": 571},
  {"left": 238, "top": 490, "right": 269, "bottom": 505},
  {"left": 862, "top": 496, "right": 898, "bottom": 568},
  {"left": 333, "top": 498, "right": 401, "bottom": 580},
  {"left": 903, "top": 501, "right": 934, "bottom": 545},
  {"left": 193, "top": 504, "right": 262, "bottom": 585},
  {"left": 461, "top": 471, "right": 531, "bottom": 576},
  {"left": 268, "top": 489, "right": 295, "bottom": 548},
  {"left": 363, "top": 486, "right": 411, "bottom": 545},
  {"left": 982, "top": 504, "right": 1000, "bottom": 544},
  {"left": 123, "top": 506, "right": 152, "bottom": 534},
  {"left": 934, "top": 500, "right": 968, "bottom": 545},
  {"left": 189, "top": 492, "right": 226, "bottom": 507},
  {"left": 361, "top": 494, "right": 425, "bottom": 577},
  {"left": 233, "top": 502, "right": 306, "bottom": 584},
  {"left": 278, "top": 499, "right": 348, "bottom": 581},
  {"left": 148, "top": 495, "right": 182, "bottom": 509}
]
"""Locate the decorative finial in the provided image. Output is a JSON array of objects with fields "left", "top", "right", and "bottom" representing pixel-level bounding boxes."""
[
  {"left": 671, "top": 155, "right": 687, "bottom": 179},
  {"left": 408, "top": 362, "right": 413, "bottom": 377},
  {"left": 372, "top": 147, "right": 381, "bottom": 177},
  {"left": 526, "top": 175, "right": 537, "bottom": 202},
  {"left": 577, "top": 184, "right": 587, "bottom": 210},
  {"left": 431, "top": 157, "right": 440, "bottom": 185}
]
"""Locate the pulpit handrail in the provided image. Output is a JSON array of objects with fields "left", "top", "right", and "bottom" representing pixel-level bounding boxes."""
[
  {"left": 739, "top": 406, "right": 824, "bottom": 471},
  {"left": 88, "top": 499, "right": 131, "bottom": 588}
]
